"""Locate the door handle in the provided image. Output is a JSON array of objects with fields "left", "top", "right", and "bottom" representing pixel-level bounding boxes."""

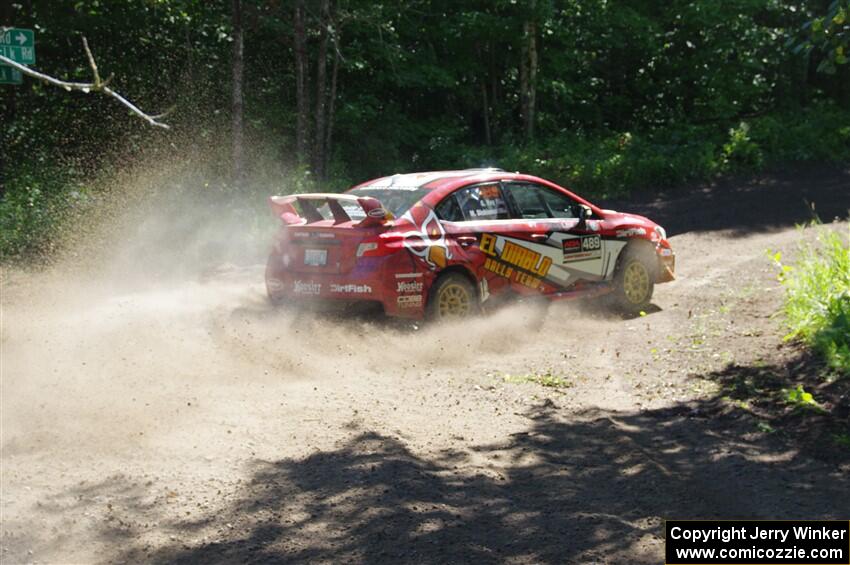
[
  {"left": 457, "top": 236, "right": 477, "bottom": 247},
  {"left": 530, "top": 233, "right": 549, "bottom": 241}
]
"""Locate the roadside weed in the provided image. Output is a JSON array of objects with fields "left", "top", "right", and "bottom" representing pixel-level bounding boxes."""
[
  {"left": 771, "top": 225, "right": 850, "bottom": 374},
  {"left": 784, "top": 385, "right": 822, "bottom": 411}
]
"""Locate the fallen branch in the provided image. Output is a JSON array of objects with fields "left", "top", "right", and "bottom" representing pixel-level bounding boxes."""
[{"left": 0, "top": 36, "right": 171, "bottom": 129}]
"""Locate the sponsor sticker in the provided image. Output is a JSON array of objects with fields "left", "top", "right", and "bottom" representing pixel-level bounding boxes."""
[
  {"left": 293, "top": 280, "right": 322, "bottom": 295},
  {"left": 563, "top": 235, "right": 602, "bottom": 263},
  {"left": 330, "top": 283, "right": 372, "bottom": 294},
  {"left": 266, "top": 278, "right": 284, "bottom": 292},
  {"left": 616, "top": 227, "right": 646, "bottom": 237},
  {"left": 397, "top": 280, "right": 424, "bottom": 293},
  {"left": 293, "top": 232, "right": 335, "bottom": 239},
  {"left": 397, "top": 295, "right": 423, "bottom": 308}
]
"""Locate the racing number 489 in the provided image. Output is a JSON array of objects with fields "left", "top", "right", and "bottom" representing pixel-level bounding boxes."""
[{"left": 582, "top": 235, "right": 601, "bottom": 251}]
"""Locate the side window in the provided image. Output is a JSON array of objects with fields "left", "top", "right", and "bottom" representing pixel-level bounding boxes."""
[
  {"left": 452, "top": 183, "right": 510, "bottom": 221},
  {"left": 435, "top": 193, "right": 464, "bottom": 222},
  {"left": 539, "top": 187, "right": 578, "bottom": 218},
  {"left": 503, "top": 182, "right": 578, "bottom": 219}
]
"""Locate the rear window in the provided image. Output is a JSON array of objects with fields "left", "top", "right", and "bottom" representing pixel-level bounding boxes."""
[{"left": 348, "top": 188, "right": 430, "bottom": 218}]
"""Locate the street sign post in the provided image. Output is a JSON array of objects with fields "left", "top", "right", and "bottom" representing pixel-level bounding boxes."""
[
  {"left": 0, "top": 27, "right": 35, "bottom": 64},
  {"left": 0, "top": 27, "right": 35, "bottom": 85},
  {"left": 0, "top": 64, "right": 22, "bottom": 84}
]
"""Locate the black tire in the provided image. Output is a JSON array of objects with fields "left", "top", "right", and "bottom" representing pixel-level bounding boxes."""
[
  {"left": 427, "top": 272, "right": 478, "bottom": 321},
  {"left": 265, "top": 253, "right": 287, "bottom": 306},
  {"left": 609, "top": 246, "right": 656, "bottom": 315}
]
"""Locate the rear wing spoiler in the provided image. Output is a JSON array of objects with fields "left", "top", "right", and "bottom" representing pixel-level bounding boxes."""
[{"left": 269, "top": 193, "right": 394, "bottom": 227}]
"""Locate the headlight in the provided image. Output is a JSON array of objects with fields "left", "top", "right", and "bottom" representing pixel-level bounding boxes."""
[{"left": 655, "top": 226, "right": 667, "bottom": 240}]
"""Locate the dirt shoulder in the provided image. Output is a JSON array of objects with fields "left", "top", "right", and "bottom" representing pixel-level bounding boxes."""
[{"left": 1, "top": 167, "right": 849, "bottom": 564}]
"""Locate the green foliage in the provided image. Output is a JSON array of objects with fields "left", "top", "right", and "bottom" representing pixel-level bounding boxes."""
[
  {"left": 3, "top": 0, "right": 850, "bottom": 259},
  {"left": 0, "top": 163, "right": 89, "bottom": 261},
  {"left": 774, "top": 225, "right": 850, "bottom": 374},
  {"left": 792, "top": 0, "right": 850, "bottom": 74},
  {"left": 784, "top": 384, "right": 822, "bottom": 409},
  {"left": 457, "top": 103, "right": 850, "bottom": 198},
  {"left": 722, "top": 122, "right": 763, "bottom": 171}
]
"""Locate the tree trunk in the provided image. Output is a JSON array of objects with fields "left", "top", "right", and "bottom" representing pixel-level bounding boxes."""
[
  {"left": 324, "top": 25, "right": 341, "bottom": 179},
  {"left": 231, "top": 0, "right": 245, "bottom": 187},
  {"left": 520, "top": 17, "right": 537, "bottom": 141},
  {"left": 519, "top": 29, "right": 529, "bottom": 141},
  {"left": 526, "top": 20, "right": 537, "bottom": 140},
  {"left": 294, "top": 0, "right": 309, "bottom": 164},
  {"left": 489, "top": 40, "right": 499, "bottom": 142},
  {"left": 481, "top": 80, "right": 491, "bottom": 146},
  {"left": 312, "top": 0, "right": 331, "bottom": 179}
]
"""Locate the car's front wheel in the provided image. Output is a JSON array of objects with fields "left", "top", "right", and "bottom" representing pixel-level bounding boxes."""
[
  {"left": 428, "top": 272, "right": 477, "bottom": 321},
  {"left": 610, "top": 247, "right": 656, "bottom": 315}
]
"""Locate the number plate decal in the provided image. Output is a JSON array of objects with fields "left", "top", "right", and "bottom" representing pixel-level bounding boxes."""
[{"left": 304, "top": 249, "right": 328, "bottom": 266}]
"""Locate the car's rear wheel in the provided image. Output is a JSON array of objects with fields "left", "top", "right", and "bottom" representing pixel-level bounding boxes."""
[
  {"left": 428, "top": 272, "right": 477, "bottom": 321},
  {"left": 265, "top": 254, "right": 287, "bottom": 305},
  {"left": 610, "top": 247, "right": 656, "bottom": 315}
]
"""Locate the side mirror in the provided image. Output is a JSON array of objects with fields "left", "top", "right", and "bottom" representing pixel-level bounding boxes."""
[{"left": 577, "top": 204, "right": 591, "bottom": 221}]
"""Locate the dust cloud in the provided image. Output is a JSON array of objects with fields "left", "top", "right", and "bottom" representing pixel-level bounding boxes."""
[{"left": 1, "top": 161, "right": 612, "bottom": 466}]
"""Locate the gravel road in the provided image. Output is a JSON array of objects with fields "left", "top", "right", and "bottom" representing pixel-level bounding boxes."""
[{"left": 2, "top": 167, "right": 849, "bottom": 564}]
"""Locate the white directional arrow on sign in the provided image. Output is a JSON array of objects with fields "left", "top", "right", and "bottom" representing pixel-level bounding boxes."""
[{"left": 16, "top": 33, "right": 26, "bottom": 45}]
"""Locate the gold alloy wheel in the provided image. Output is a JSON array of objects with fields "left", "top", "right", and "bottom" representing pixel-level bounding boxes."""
[
  {"left": 437, "top": 282, "right": 472, "bottom": 317},
  {"left": 623, "top": 261, "right": 650, "bottom": 304}
]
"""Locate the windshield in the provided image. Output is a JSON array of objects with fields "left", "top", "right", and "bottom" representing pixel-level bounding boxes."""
[{"left": 348, "top": 188, "right": 430, "bottom": 219}]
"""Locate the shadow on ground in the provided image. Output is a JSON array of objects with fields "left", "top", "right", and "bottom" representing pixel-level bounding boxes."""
[
  {"left": 99, "top": 355, "right": 850, "bottom": 564},
  {"left": 600, "top": 165, "right": 850, "bottom": 236},
  {"left": 699, "top": 346, "right": 850, "bottom": 465}
]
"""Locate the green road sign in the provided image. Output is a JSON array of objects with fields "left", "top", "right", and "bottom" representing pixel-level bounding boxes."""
[
  {"left": 0, "top": 64, "right": 22, "bottom": 84},
  {"left": 0, "top": 27, "right": 35, "bottom": 65}
]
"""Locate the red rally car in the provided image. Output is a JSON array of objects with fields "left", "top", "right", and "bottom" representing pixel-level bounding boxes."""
[{"left": 266, "top": 169, "right": 675, "bottom": 320}]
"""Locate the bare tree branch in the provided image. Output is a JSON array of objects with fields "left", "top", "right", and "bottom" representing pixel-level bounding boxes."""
[
  {"left": 0, "top": 37, "right": 170, "bottom": 129},
  {"left": 81, "top": 37, "right": 101, "bottom": 86}
]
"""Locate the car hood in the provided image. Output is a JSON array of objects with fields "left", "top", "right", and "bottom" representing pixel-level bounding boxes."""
[{"left": 602, "top": 209, "right": 659, "bottom": 229}]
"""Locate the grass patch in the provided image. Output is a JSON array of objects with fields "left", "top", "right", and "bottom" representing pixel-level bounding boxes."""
[
  {"left": 773, "top": 224, "right": 850, "bottom": 375},
  {"left": 503, "top": 371, "right": 573, "bottom": 389}
]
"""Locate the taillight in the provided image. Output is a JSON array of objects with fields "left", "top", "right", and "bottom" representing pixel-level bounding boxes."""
[
  {"left": 356, "top": 242, "right": 378, "bottom": 257},
  {"left": 356, "top": 233, "right": 404, "bottom": 258}
]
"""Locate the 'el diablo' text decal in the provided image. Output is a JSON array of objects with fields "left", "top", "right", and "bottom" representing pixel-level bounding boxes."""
[{"left": 479, "top": 233, "right": 552, "bottom": 289}]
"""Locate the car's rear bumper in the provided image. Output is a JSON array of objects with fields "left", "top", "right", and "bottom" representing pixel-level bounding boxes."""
[{"left": 266, "top": 253, "right": 430, "bottom": 319}]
